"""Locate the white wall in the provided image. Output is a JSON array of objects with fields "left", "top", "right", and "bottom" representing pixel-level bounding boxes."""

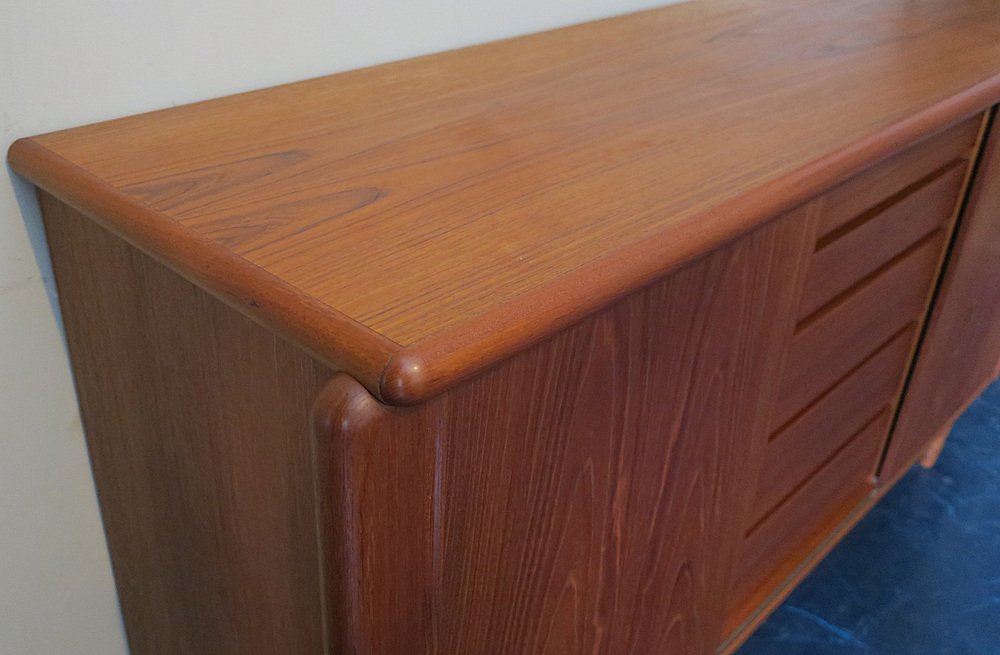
[{"left": 1, "top": 0, "right": 685, "bottom": 653}]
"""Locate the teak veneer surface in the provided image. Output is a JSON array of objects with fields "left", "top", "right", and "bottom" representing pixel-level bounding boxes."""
[
  {"left": 884, "top": 111, "right": 1000, "bottom": 481},
  {"left": 312, "top": 208, "right": 812, "bottom": 655},
  {"left": 10, "top": 0, "right": 1000, "bottom": 403},
  {"left": 40, "top": 193, "right": 333, "bottom": 655}
]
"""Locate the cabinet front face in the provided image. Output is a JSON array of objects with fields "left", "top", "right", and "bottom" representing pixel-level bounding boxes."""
[
  {"left": 313, "top": 210, "right": 817, "bottom": 655},
  {"left": 314, "top": 111, "right": 995, "bottom": 655},
  {"left": 883, "top": 111, "right": 1000, "bottom": 483},
  {"left": 725, "top": 113, "right": 986, "bottom": 632}
]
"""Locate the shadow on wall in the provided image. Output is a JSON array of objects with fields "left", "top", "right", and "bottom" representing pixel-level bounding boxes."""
[{"left": 7, "top": 169, "right": 63, "bottom": 331}]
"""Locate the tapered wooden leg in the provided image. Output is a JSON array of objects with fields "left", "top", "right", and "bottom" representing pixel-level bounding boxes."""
[{"left": 920, "top": 421, "right": 954, "bottom": 469}]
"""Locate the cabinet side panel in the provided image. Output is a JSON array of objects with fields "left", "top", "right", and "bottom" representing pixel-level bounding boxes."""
[
  {"left": 41, "top": 194, "right": 332, "bottom": 655},
  {"left": 884, "top": 113, "right": 1000, "bottom": 481},
  {"left": 315, "top": 211, "right": 811, "bottom": 654}
]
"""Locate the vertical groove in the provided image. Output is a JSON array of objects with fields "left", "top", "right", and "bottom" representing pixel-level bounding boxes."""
[
  {"left": 431, "top": 424, "right": 445, "bottom": 655},
  {"left": 875, "top": 107, "right": 998, "bottom": 478},
  {"left": 307, "top": 367, "right": 331, "bottom": 655}
]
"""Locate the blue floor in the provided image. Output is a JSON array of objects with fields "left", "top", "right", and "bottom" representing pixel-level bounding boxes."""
[{"left": 738, "top": 379, "right": 1000, "bottom": 655}]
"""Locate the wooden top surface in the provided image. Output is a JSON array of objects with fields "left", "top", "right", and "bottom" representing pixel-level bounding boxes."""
[{"left": 11, "top": 0, "right": 1000, "bottom": 404}]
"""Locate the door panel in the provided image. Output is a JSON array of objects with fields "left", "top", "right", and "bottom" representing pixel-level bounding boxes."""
[{"left": 883, "top": 111, "right": 1000, "bottom": 482}]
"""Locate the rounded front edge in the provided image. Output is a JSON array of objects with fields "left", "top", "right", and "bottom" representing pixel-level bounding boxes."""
[
  {"left": 311, "top": 373, "right": 438, "bottom": 655},
  {"left": 311, "top": 374, "right": 386, "bottom": 655}
]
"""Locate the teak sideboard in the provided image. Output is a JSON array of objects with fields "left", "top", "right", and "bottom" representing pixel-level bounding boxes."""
[{"left": 10, "top": 0, "right": 1000, "bottom": 653}]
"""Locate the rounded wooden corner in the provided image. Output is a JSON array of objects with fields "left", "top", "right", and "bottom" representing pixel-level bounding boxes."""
[
  {"left": 377, "top": 350, "right": 434, "bottom": 406},
  {"left": 7, "top": 137, "right": 45, "bottom": 174},
  {"left": 312, "top": 372, "right": 387, "bottom": 442},
  {"left": 11, "top": 138, "right": 399, "bottom": 403}
]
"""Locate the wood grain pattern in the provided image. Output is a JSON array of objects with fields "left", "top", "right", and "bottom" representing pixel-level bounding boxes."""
[
  {"left": 800, "top": 163, "right": 966, "bottom": 320},
  {"left": 720, "top": 455, "right": 882, "bottom": 651},
  {"left": 777, "top": 231, "right": 947, "bottom": 428},
  {"left": 10, "top": 0, "right": 1000, "bottom": 404},
  {"left": 40, "top": 194, "right": 334, "bottom": 655},
  {"left": 883, "top": 111, "right": 1000, "bottom": 481},
  {"left": 312, "top": 377, "right": 439, "bottom": 655},
  {"left": 10, "top": 141, "right": 396, "bottom": 395},
  {"left": 816, "top": 115, "right": 982, "bottom": 238},
  {"left": 734, "top": 410, "right": 889, "bottom": 606},
  {"left": 754, "top": 327, "right": 915, "bottom": 522},
  {"left": 312, "top": 211, "right": 812, "bottom": 654},
  {"left": 723, "top": 116, "right": 985, "bottom": 634}
]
